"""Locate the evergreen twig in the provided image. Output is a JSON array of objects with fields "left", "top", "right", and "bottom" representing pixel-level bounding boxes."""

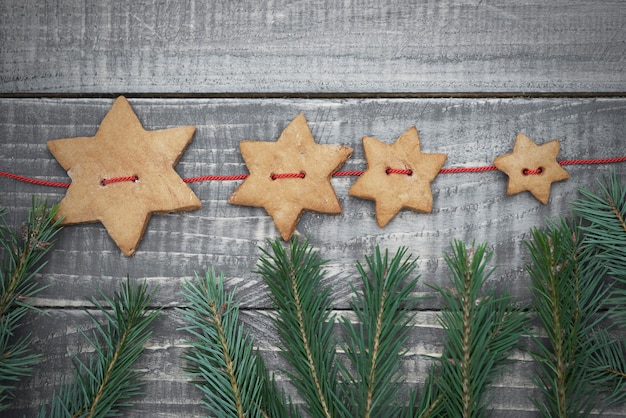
[
  {"left": 179, "top": 269, "right": 295, "bottom": 418},
  {"left": 427, "top": 240, "right": 528, "bottom": 418},
  {"left": 526, "top": 217, "right": 610, "bottom": 417},
  {"left": 586, "top": 328, "right": 626, "bottom": 406},
  {"left": 256, "top": 238, "right": 349, "bottom": 418},
  {"left": 573, "top": 170, "right": 626, "bottom": 315},
  {"left": 572, "top": 170, "right": 626, "bottom": 405},
  {"left": 573, "top": 170, "right": 626, "bottom": 284},
  {"left": 0, "top": 198, "right": 61, "bottom": 410},
  {"left": 254, "top": 349, "right": 302, "bottom": 418},
  {"left": 39, "top": 278, "right": 160, "bottom": 418},
  {"left": 405, "top": 367, "right": 444, "bottom": 418},
  {"left": 340, "top": 246, "right": 422, "bottom": 418}
]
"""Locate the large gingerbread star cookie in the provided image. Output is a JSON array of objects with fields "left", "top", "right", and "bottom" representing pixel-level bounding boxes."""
[
  {"left": 493, "top": 133, "right": 570, "bottom": 204},
  {"left": 47, "top": 96, "right": 201, "bottom": 256},
  {"left": 228, "top": 114, "right": 352, "bottom": 240},
  {"left": 349, "top": 127, "right": 447, "bottom": 227}
]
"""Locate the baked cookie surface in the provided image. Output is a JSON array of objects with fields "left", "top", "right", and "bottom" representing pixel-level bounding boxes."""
[
  {"left": 47, "top": 96, "right": 201, "bottom": 256},
  {"left": 228, "top": 114, "right": 352, "bottom": 240}
]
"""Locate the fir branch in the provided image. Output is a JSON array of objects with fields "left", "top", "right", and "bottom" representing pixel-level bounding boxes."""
[
  {"left": 405, "top": 367, "right": 444, "bottom": 418},
  {"left": 340, "top": 246, "right": 422, "bottom": 417},
  {"left": 256, "top": 238, "right": 349, "bottom": 418},
  {"left": 526, "top": 218, "right": 611, "bottom": 417},
  {"left": 586, "top": 329, "right": 626, "bottom": 407},
  {"left": 0, "top": 198, "right": 61, "bottom": 410},
  {"left": 40, "top": 277, "right": 160, "bottom": 418},
  {"left": 573, "top": 170, "right": 626, "bottom": 284},
  {"left": 254, "top": 347, "right": 302, "bottom": 418},
  {"left": 572, "top": 171, "right": 626, "bottom": 405},
  {"left": 179, "top": 269, "right": 293, "bottom": 418},
  {"left": 429, "top": 240, "right": 528, "bottom": 418}
]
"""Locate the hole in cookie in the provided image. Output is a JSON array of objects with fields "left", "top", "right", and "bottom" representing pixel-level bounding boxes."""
[
  {"left": 386, "top": 167, "right": 413, "bottom": 176},
  {"left": 522, "top": 167, "right": 543, "bottom": 176},
  {"left": 100, "top": 175, "right": 140, "bottom": 186},
  {"left": 270, "top": 171, "right": 306, "bottom": 181}
]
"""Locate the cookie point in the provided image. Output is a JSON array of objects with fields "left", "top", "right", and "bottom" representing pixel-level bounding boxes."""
[{"left": 280, "top": 230, "right": 295, "bottom": 241}]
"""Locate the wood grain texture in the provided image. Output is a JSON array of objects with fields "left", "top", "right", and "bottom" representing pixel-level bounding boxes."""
[
  {"left": 1, "top": 0, "right": 624, "bottom": 94},
  {"left": 6, "top": 309, "right": 626, "bottom": 417},
  {"left": 2, "top": 97, "right": 626, "bottom": 416},
  {"left": 2, "top": 97, "right": 625, "bottom": 310},
  {"left": 2, "top": 0, "right": 625, "bottom": 415}
]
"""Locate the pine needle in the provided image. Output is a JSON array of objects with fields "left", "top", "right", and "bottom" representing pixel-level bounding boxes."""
[
  {"left": 586, "top": 329, "right": 626, "bottom": 407},
  {"left": 340, "top": 246, "right": 422, "bottom": 417},
  {"left": 179, "top": 269, "right": 294, "bottom": 418},
  {"left": 415, "top": 368, "right": 445, "bottom": 418},
  {"left": 526, "top": 218, "right": 611, "bottom": 417},
  {"left": 572, "top": 170, "right": 626, "bottom": 405},
  {"left": 573, "top": 170, "right": 626, "bottom": 314},
  {"left": 39, "top": 277, "right": 160, "bottom": 418},
  {"left": 256, "top": 238, "right": 349, "bottom": 418},
  {"left": 0, "top": 198, "right": 61, "bottom": 410},
  {"left": 428, "top": 240, "right": 528, "bottom": 418}
]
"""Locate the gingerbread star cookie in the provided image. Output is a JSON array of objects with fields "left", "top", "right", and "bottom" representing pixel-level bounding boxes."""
[
  {"left": 47, "top": 96, "right": 201, "bottom": 256},
  {"left": 228, "top": 114, "right": 352, "bottom": 240},
  {"left": 349, "top": 127, "right": 447, "bottom": 227},
  {"left": 493, "top": 133, "right": 570, "bottom": 204}
]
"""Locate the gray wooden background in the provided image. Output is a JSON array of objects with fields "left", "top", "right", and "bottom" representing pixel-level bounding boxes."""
[{"left": 1, "top": 1, "right": 625, "bottom": 416}]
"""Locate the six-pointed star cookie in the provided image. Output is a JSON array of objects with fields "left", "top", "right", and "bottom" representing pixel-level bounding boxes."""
[
  {"left": 349, "top": 127, "right": 447, "bottom": 227},
  {"left": 493, "top": 133, "right": 570, "bottom": 205},
  {"left": 47, "top": 96, "right": 201, "bottom": 256},
  {"left": 228, "top": 114, "right": 353, "bottom": 240}
]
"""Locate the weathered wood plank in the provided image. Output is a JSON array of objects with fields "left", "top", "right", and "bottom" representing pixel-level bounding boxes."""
[
  {"left": 1, "top": 1, "right": 624, "bottom": 94},
  {"left": 1, "top": 98, "right": 625, "bottom": 310},
  {"left": 2, "top": 1, "right": 624, "bottom": 416},
  {"left": 5, "top": 309, "right": 626, "bottom": 417},
  {"left": 0, "top": 309, "right": 537, "bottom": 416}
]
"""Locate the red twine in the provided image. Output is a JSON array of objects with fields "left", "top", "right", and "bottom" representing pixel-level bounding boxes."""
[
  {"left": 523, "top": 168, "right": 543, "bottom": 176},
  {"left": 386, "top": 168, "right": 413, "bottom": 175},
  {"left": 101, "top": 175, "right": 139, "bottom": 186},
  {"left": 334, "top": 170, "right": 364, "bottom": 177},
  {"left": 271, "top": 172, "right": 306, "bottom": 180},
  {"left": 2, "top": 156, "right": 625, "bottom": 188},
  {"left": 0, "top": 171, "right": 71, "bottom": 188},
  {"left": 440, "top": 166, "right": 499, "bottom": 174},
  {"left": 559, "top": 157, "right": 626, "bottom": 166},
  {"left": 184, "top": 174, "right": 249, "bottom": 183}
]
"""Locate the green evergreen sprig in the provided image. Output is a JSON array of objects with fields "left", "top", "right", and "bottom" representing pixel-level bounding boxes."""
[
  {"left": 177, "top": 238, "right": 533, "bottom": 416},
  {"left": 427, "top": 240, "right": 528, "bottom": 418},
  {"left": 572, "top": 171, "right": 626, "bottom": 405},
  {"left": 404, "top": 367, "right": 444, "bottom": 418},
  {"left": 256, "top": 238, "right": 349, "bottom": 418},
  {"left": 573, "top": 170, "right": 626, "bottom": 316},
  {"left": 586, "top": 328, "right": 626, "bottom": 407},
  {"left": 340, "top": 246, "right": 422, "bottom": 418},
  {"left": 0, "top": 198, "right": 61, "bottom": 410},
  {"left": 526, "top": 218, "right": 611, "bottom": 417},
  {"left": 254, "top": 348, "right": 302, "bottom": 418},
  {"left": 39, "top": 278, "right": 160, "bottom": 418},
  {"left": 179, "top": 269, "right": 295, "bottom": 418}
]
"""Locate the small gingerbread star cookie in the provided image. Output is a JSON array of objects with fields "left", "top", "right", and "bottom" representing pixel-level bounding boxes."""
[
  {"left": 228, "top": 114, "right": 352, "bottom": 240},
  {"left": 493, "top": 133, "right": 570, "bottom": 204},
  {"left": 47, "top": 96, "right": 201, "bottom": 256},
  {"left": 349, "top": 127, "right": 447, "bottom": 227}
]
